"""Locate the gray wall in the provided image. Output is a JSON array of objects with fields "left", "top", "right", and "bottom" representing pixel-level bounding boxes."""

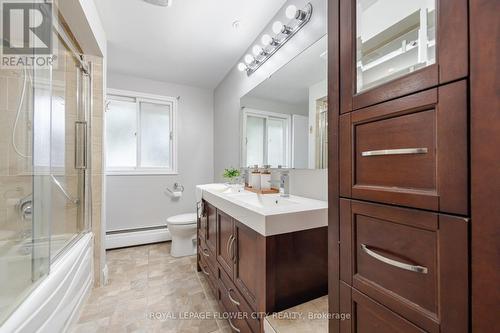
[
  {"left": 106, "top": 73, "right": 214, "bottom": 232},
  {"left": 213, "top": 0, "right": 328, "bottom": 200}
]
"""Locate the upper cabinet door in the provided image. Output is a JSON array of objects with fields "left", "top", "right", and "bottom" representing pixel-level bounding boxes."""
[{"left": 340, "top": 0, "right": 468, "bottom": 112}]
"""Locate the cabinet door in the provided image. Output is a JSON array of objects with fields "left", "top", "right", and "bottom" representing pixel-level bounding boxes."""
[
  {"left": 216, "top": 210, "right": 235, "bottom": 277},
  {"left": 340, "top": 81, "right": 468, "bottom": 215},
  {"left": 340, "top": 283, "right": 426, "bottom": 333},
  {"left": 206, "top": 203, "right": 217, "bottom": 254},
  {"left": 234, "top": 221, "right": 263, "bottom": 311},
  {"left": 340, "top": 0, "right": 467, "bottom": 112}
]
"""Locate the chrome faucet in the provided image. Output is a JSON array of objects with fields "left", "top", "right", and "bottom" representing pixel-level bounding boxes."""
[{"left": 269, "top": 170, "right": 290, "bottom": 197}]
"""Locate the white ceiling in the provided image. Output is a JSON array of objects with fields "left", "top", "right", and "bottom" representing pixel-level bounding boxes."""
[
  {"left": 244, "top": 35, "right": 327, "bottom": 105},
  {"left": 94, "top": 0, "right": 288, "bottom": 88}
]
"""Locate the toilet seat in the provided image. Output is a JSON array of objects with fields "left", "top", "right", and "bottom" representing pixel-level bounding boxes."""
[{"left": 166, "top": 213, "right": 197, "bottom": 225}]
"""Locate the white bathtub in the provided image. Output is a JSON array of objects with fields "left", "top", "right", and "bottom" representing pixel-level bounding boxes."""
[{"left": 0, "top": 233, "right": 93, "bottom": 333}]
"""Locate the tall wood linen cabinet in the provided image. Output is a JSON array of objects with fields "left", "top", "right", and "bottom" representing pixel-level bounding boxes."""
[{"left": 328, "top": 0, "right": 499, "bottom": 332}]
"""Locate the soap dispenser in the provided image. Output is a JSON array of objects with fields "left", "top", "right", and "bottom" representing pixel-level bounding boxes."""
[
  {"left": 260, "top": 165, "right": 271, "bottom": 190},
  {"left": 250, "top": 165, "right": 261, "bottom": 190}
]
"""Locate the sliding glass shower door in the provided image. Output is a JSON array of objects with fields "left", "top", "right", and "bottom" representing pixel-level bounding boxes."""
[{"left": 0, "top": 9, "right": 91, "bottom": 323}]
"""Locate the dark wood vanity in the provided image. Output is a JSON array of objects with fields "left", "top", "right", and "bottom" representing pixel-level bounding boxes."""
[
  {"left": 325, "top": 0, "right": 496, "bottom": 331},
  {"left": 197, "top": 200, "right": 328, "bottom": 333}
]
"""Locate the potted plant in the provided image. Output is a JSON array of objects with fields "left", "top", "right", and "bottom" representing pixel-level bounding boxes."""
[{"left": 223, "top": 167, "right": 241, "bottom": 185}]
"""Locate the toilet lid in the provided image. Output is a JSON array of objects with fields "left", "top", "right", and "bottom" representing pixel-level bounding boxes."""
[{"left": 167, "top": 213, "right": 197, "bottom": 225}]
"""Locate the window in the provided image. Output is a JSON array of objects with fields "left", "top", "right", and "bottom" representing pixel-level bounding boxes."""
[
  {"left": 105, "top": 90, "right": 177, "bottom": 174},
  {"left": 242, "top": 109, "right": 291, "bottom": 168}
]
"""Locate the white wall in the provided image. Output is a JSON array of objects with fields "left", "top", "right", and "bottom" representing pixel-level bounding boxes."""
[
  {"left": 213, "top": 0, "right": 328, "bottom": 200},
  {"left": 106, "top": 73, "right": 214, "bottom": 232}
]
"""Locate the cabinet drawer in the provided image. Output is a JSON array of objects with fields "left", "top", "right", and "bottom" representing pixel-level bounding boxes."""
[
  {"left": 340, "top": 200, "right": 468, "bottom": 332},
  {"left": 340, "top": 81, "right": 468, "bottom": 215},
  {"left": 340, "top": 283, "right": 427, "bottom": 333},
  {"left": 198, "top": 233, "right": 216, "bottom": 268},
  {"left": 219, "top": 269, "right": 260, "bottom": 333},
  {"left": 198, "top": 249, "right": 217, "bottom": 296}
]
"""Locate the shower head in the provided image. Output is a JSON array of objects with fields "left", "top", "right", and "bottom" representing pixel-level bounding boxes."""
[{"left": 143, "top": 0, "right": 172, "bottom": 6}]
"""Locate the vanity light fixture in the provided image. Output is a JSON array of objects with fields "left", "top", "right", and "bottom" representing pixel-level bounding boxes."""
[{"left": 237, "top": 2, "right": 313, "bottom": 76}]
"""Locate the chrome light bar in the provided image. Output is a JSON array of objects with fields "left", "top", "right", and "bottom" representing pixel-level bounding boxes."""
[{"left": 238, "top": 3, "right": 313, "bottom": 76}]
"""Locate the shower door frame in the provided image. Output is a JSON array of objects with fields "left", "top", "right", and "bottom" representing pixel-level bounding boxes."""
[{"left": 47, "top": 17, "right": 93, "bottom": 263}]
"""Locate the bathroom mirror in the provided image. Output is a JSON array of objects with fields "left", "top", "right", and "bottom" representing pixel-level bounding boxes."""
[{"left": 240, "top": 35, "right": 328, "bottom": 169}]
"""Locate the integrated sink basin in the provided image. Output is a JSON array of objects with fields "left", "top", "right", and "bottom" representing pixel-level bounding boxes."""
[{"left": 197, "top": 185, "right": 327, "bottom": 236}]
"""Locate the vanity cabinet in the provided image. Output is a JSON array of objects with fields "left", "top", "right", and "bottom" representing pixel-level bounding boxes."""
[
  {"left": 198, "top": 199, "right": 328, "bottom": 333},
  {"left": 340, "top": 0, "right": 468, "bottom": 111}
]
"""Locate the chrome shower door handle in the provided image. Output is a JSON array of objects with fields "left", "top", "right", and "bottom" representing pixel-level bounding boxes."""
[
  {"left": 75, "top": 121, "right": 88, "bottom": 169},
  {"left": 361, "top": 244, "right": 428, "bottom": 274}
]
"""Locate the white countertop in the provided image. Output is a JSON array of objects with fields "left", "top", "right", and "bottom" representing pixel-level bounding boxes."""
[{"left": 198, "top": 185, "right": 328, "bottom": 236}]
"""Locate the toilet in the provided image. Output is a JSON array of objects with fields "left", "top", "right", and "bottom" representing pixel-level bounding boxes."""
[{"left": 166, "top": 213, "right": 198, "bottom": 257}]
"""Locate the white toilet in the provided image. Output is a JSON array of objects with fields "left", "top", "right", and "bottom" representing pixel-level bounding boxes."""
[{"left": 166, "top": 213, "right": 198, "bottom": 257}]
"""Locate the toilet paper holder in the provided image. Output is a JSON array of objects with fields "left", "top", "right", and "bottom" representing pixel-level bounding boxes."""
[{"left": 166, "top": 182, "right": 185, "bottom": 197}]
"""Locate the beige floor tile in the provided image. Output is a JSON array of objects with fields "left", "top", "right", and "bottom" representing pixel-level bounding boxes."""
[{"left": 71, "top": 242, "right": 225, "bottom": 333}]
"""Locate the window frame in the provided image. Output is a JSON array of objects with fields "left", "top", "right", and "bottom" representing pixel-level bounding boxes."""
[
  {"left": 241, "top": 108, "right": 291, "bottom": 168},
  {"left": 105, "top": 89, "right": 178, "bottom": 175}
]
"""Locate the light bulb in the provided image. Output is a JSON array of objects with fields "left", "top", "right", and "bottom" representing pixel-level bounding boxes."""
[
  {"left": 252, "top": 45, "right": 263, "bottom": 56},
  {"left": 261, "top": 34, "right": 272, "bottom": 46},
  {"left": 286, "top": 5, "right": 298, "bottom": 19},
  {"left": 272, "top": 21, "right": 284, "bottom": 34},
  {"left": 237, "top": 63, "right": 247, "bottom": 72},
  {"left": 244, "top": 54, "right": 254, "bottom": 64}
]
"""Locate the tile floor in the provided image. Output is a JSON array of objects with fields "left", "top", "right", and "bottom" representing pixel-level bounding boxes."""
[{"left": 70, "top": 242, "right": 231, "bottom": 333}]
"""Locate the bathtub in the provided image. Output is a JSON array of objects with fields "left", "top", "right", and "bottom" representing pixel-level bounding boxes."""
[{"left": 0, "top": 233, "right": 93, "bottom": 333}]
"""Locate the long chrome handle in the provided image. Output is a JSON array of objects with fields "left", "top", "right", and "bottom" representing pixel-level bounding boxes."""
[
  {"left": 361, "top": 244, "right": 428, "bottom": 274},
  {"left": 202, "top": 248, "right": 210, "bottom": 257},
  {"left": 226, "top": 236, "right": 232, "bottom": 259},
  {"left": 229, "top": 235, "right": 236, "bottom": 263},
  {"left": 50, "top": 175, "right": 79, "bottom": 205},
  {"left": 361, "top": 148, "right": 428, "bottom": 157},
  {"left": 75, "top": 121, "right": 88, "bottom": 169},
  {"left": 228, "top": 318, "right": 240, "bottom": 333},
  {"left": 200, "top": 264, "right": 210, "bottom": 276},
  {"left": 228, "top": 288, "right": 241, "bottom": 306}
]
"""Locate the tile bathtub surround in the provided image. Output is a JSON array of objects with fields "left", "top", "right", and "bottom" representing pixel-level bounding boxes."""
[{"left": 71, "top": 242, "right": 233, "bottom": 333}]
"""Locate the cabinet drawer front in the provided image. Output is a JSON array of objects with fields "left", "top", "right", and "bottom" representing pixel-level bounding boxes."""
[
  {"left": 340, "top": 81, "right": 468, "bottom": 214},
  {"left": 219, "top": 269, "right": 260, "bottom": 333},
  {"left": 198, "top": 234, "right": 216, "bottom": 270},
  {"left": 340, "top": 200, "right": 468, "bottom": 332},
  {"left": 198, "top": 250, "right": 217, "bottom": 296},
  {"left": 340, "top": 283, "right": 427, "bottom": 333}
]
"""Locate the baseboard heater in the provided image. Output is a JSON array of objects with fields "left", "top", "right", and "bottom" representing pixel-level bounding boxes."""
[{"left": 106, "top": 226, "right": 171, "bottom": 249}]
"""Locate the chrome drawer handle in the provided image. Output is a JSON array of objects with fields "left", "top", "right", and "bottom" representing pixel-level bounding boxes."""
[
  {"left": 228, "top": 288, "right": 241, "bottom": 306},
  {"left": 228, "top": 318, "right": 240, "bottom": 332},
  {"left": 202, "top": 248, "right": 210, "bottom": 257},
  {"left": 361, "top": 148, "right": 428, "bottom": 157},
  {"left": 200, "top": 265, "right": 210, "bottom": 276},
  {"left": 361, "top": 244, "right": 428, "bottom": 274}
]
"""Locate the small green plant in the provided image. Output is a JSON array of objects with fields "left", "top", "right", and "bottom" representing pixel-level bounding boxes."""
[{"left": 223, "top": 167, "right": 241, "bottom": 181}]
